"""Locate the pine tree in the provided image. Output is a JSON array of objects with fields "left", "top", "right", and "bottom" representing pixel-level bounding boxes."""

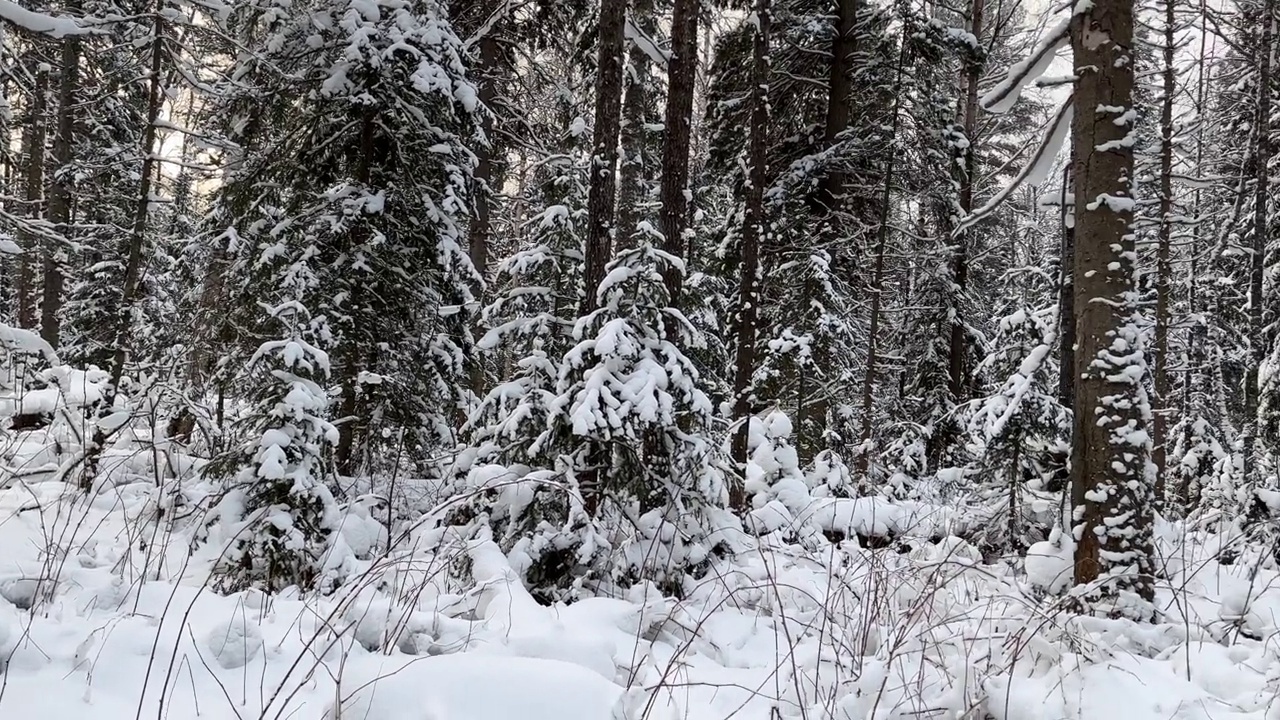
[
  {"left": 209, "top": 0, "right": 481, "bottom": 480},
  {"left": 212, "top": 243, "right": 342, "bottom": 593}
]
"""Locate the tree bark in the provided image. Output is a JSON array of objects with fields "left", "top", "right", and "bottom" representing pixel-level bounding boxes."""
[
  {"left": 854, "top": 38, "right": 908, "bottom": 479},
  {"left": 618, "top": 0, "right": 653, "bottom": 253},
  {"left": 1057, "top": 162, "right": 1075, "bottom": 412},
  {"left": 658, "top": 0, "right": 697, "bottom": 298},
  {"left": 581, "top": 0, "right": 627, "bottom": 315},
  {"left": 1150, "top": 0, "right": 1177, "bottom": 506},
  {"left": 469, "top": 30, "right": 502, "bottom": 284},
  {"left": 1244, "top": 0, "right": 1274, "bottom": 479},
  {"left": 42, "top": 19, "right": 82, "bottom": 350},
  {"left": 729, "top": 0, "right": 772, "bottom": 512},
  {"left": 948, "top": 0, "right": 984, "bottom": 402},
  {"left": 86, "top": 4, "right": 168, "bottom": 488},
  {"left": 1069, "top": 0, "right": 1155, "bottom": 614},
  {"left": 17, "top": 66, "right": 47, "bottom": 330},
  {"left": 579, "top": 0, "right": 629, "bottom": 514},
  {"left": 813, "top": 0, "right": 857, "bottom": 215}
]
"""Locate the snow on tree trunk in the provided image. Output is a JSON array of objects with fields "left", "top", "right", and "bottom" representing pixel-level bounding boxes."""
[{"left": 1068, "top": 0, "right": 1156, "bottom": 618}]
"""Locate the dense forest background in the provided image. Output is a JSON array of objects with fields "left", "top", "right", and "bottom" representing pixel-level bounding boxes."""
[{"left": 0, "top": 0, "right": 1271, "bottom": 623}]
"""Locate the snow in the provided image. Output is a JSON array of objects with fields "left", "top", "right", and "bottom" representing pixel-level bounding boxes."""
[
  {"left": 955, "top": 99, "right": 1073, "bottom": 235},
  {"left": 1026, "top": 528, "right": 1075, "bottom": 593},
  {"left": 330, "top": 654, "right": 623, "bottom": 720},
  {"left": 204, "top": 611, "right": 264, "bottom": 669},
  {"left": 980, "top": 17, "right": 1070, "bottom": 113},
  {"left": 4, "top": 415, "right": 1280, "bottom": 720},
  {"left": 625, "top": 16, "right": 669, "bottom": 66},
  {"left": 0, "top": 0, "right": 90, "bottom": 37}
]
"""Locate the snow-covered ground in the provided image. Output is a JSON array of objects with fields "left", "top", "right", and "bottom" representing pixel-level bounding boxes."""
[{"left": 1, "top": 426, "right": 1279, "bottom": 720}]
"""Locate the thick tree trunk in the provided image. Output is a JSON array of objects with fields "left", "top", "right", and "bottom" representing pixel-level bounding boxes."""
[
  {"left": 17, "top": 67, "right": 47, "bottom": 330},
  {"left": 813, "top": 0, "right": 857, "bottom": 215},
  {"left": 466, "top": 11, "right": 505, "bottom": 399},
  {"left": 579, "top": 0, "right": 628, "bottom": 514},
  {"left": 948, "top": 0, "right": 984, "bottom": 402},
  {"left": 1177, "top": 0, "right": 1211, "bottom": 512},
  {"left": 1151, "top": 0, "right": 1176, "bottom": 506},
  {"left": 795, "top": 0, "right": 858, "bottom": 462},
  {"left": 659, "top": 0, "right": 697, "bottom": 298},
  {"left": 42, "top": 23, "right": 82, "bottom": 350},
  {"left": 618, "top": 0, "right": 654, "bottom": 253},
  {"left": 1069, "top": 0, "right": 1155, "bottom": 614},
  {"left": 469, "top": 30, "right": 502, "bottom": 284},
  {"left": 581, "top": 0, "right": 627, "bottom": 315},
  {"left": 335, "top": 107, "right": 378, "bottom": 478},
  {"left": 729, "top": 0, "right": 772, "bottom": 512},
  {"left": 1244, "top": 0, "right": 1274, "bottom": 479}
]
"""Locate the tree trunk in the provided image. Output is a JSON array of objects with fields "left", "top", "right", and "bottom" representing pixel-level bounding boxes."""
[
  {"left": 42, "top": 21, "right": 82, "bottom": 350},
  {"left": 466, "top": 7, "right": 505, "bottom": 398},
  {"left": 17, "top": 66, "right": 47, "bottom": 330},
  {"left": 618, "top": 0, "right": 653, "bottom": 253},
  {"left": 579, "top": 0, "right": 628, "bottom": 514},
  {"left": 795, "top": 0, "right": 857, "bottom": 462},
  {"left": 729, "top": 0, "right": 772, "bottom": 512},
  {"left": 1069, "top": 0, "right": 1155, "bottom": 615},
  {"left": 948, "top": 0, "right": 984, "bottom": 402},
  {"left": 1057, "top": 162, "right": 1075, "bottom": 412},
  {"left": 659, "top": 0, "right": 697, "bottom": 298},
  {"left": 86, "top": 4, "right": 168, "bottom": 488},
  {"left": 335, "top": 106, "right": 378, "bottom": 478},
  {"left": 813, "top": 0, "right": 857, "bottom": 215},
  {"left": 1244, "top": 0, "right": 1274, "bottom": 479},
  {"left": 1150, "top": 0, "right": 1177, "bottom": 507},
  {"left": 469, "top": 30, "right": 502, "bottom": 284},
  {"left": 581, "top": 0, "right": 627, "bottom": 315},
  {"left": 854, "top": 39, "right": 908, "bottom": 479},
  {"left": 1178, "top": 0, "right": 1211, "bottom": 512}
]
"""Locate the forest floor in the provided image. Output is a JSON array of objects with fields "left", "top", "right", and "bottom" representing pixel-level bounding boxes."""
[{"left": 0, "top": 426, "right": 1277, "bottom": 720}]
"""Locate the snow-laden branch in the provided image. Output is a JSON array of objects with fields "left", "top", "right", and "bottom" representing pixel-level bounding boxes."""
[
  {"left": 954, "top": 97, "right": 1073, "bottom": 236},
  {"left": 980, "top": 17, "right": 1070, "bottom": 113},
  {"left": 0, "top": 0, "right": 90, "bottom": 37},
  {"left": 625, "top": 16, "right": 669, "bottom": 67}
]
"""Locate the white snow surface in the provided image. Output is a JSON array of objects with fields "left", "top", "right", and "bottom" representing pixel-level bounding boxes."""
[
  {"left": 0, "top": 0, "right": 89, "bottom": 37},
  {"left": 1, "top": 430, "right": 1279, "bottom": 720}
]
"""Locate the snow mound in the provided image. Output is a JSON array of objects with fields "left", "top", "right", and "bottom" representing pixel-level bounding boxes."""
[
  {"left": 329, "top": 654, "right": 624, "bottom": 720},
  {"left": 204, "top": 611, "right": 264, "bottom": 669},
  {"left": 1026, "top": 531, "right": 1074, "bottom": 594}
]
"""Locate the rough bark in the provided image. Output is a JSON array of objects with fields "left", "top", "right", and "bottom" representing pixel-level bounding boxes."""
[
  {"left": 1244, "top": 0, "right": 1274, "bottom": 478},
  {"left": 1150, "top": 0, "right": 1176, "bottom": 505},
  {"left": 795, "top": 0, "right": 857, "bottom": 462},
  {"left": 469, "top": 30, "right": 502, "bottom": 283},
  {"left": 579, "top": 0, "right": 629, "bottom": 514},
  {"left": 581, "top": 0, "right": 627, "bottom": 315},
  {"left": 658, "top": 0, "right": 697, "bottom": 297},
  {"left": 730, "top": 0, "right": 771, "bottom": 512},
  {"left": 17, "top": 66, "right": 47, "bottom": 330},
  {"left": 335, "top": 106, "right": 378, "bottom": 478},
  {"left": 948, "top": 0, "right": 984, "bottom": 402},
  {"left": 813, "top": 0, "right": 858, "bottom": 215},
  {"left": 42, "top": 22, "right": 82, "bottom": 349},
  {"left": 1069, "top": 0, "right": 1155, "bottom": 613},
  {"left": 618, "top": 0, "right": 654, "bottom": 253}
]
